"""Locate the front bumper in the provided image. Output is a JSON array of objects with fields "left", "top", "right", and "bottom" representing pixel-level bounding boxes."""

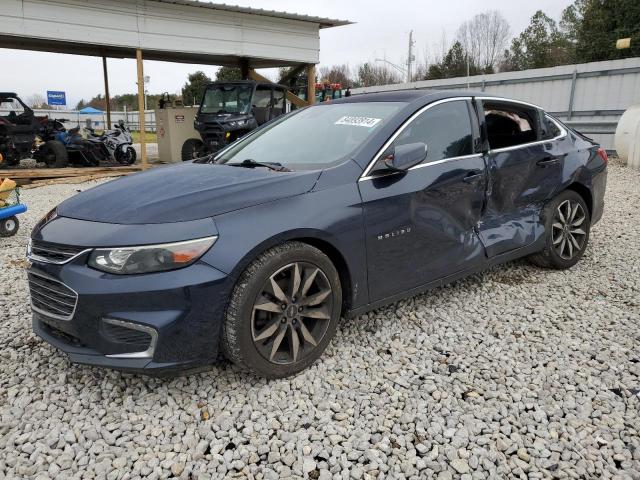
[{"left": 29, "top": 256, "right": 233, "bottom": 376}]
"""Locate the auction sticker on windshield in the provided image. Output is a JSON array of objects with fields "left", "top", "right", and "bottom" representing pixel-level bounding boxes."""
[{"left": 335, "top": 116, "right": 382, "bottom": 128}]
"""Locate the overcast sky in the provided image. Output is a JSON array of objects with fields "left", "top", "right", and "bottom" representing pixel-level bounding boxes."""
[{"left": 0, "top": 0, "right": 573, "bottom": 108}]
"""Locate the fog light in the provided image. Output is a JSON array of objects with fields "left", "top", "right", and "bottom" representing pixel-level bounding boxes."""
[{"left": 102, "top": 318, "right": 158, "bottom": 359}]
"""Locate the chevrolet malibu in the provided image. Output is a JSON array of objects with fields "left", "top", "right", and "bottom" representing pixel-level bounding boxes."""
[{"left": 28, "top": 90, "right": 607, "bottom": 378}]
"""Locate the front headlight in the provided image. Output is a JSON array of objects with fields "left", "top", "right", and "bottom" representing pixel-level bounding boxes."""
[{"left": 88, "top": 236, "right": 217, "bottom": 274}]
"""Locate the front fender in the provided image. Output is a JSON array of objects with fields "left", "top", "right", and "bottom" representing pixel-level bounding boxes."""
[{"left": 203, "top": 183, "right": 368, "bottom": 309}]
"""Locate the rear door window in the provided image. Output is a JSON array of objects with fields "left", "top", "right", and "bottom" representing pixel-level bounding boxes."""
[{"left": 482, "top": 101, "right": 540, "bottom": 149}]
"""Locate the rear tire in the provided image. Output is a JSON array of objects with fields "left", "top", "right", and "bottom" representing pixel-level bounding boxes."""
[
  {"left": 221, "top": 242, "right": 342, "bottom": 378},
  {"left": 39, "top": 140, "right": 68, "bottom": 168},
  {"left": 529, "top": 190, "right": 591, "bottom": 269},
  {"left": 181, "top": 138, "right": 205, "bottom": 161},
  {"left": 0, "top": 216, "right": 19, "bottom": 237}
]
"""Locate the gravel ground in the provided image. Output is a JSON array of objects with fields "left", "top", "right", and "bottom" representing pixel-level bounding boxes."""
[{"left": 1, "top": 160, "right": 638, "bottom": 480}]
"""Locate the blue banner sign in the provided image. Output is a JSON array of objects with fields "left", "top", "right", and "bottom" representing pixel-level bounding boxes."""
[{"left": 47, "top": 91, "right": 66, "bottom": 106}]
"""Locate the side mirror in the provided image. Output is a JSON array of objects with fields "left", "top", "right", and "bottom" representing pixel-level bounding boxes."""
[{"left": 382, "top": 142, "right": 427, "bottom": 172}]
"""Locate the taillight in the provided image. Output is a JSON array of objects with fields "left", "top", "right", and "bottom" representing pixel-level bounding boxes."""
[{"left": 597, "top": 147, "right": 608, "bottom": 164}]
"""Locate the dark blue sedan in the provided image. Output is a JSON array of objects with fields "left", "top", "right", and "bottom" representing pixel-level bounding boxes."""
[{"left": 28, "top": 90, "right": 607, "bottom": 378}]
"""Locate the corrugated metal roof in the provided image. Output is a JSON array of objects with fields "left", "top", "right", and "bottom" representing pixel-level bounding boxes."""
[{"left": 152, "top": 0, "right": 352, "bottom": 28}]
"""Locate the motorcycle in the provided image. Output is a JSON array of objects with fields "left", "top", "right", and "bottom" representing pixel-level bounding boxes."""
[{"left": 86, "top": 120, "right": 136, "bottom": 165}]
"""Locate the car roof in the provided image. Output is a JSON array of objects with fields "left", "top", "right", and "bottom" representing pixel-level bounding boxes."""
[
  {"left": 333, "top": 89, "right": 477, "bottom": 103},
  {"left": 334, "top": 89, "right": 541, "bottom": 110}
]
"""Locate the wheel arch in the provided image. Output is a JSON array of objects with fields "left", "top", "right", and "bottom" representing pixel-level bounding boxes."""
[
  {"left": 227, "top": 230, "right": 354, "bottom": 315},
  {"left": 293, "top": 236, "right": 353, "bottom": 315},
  {"left": 565, "top": 182, "right": 593, "bottom": 218}
]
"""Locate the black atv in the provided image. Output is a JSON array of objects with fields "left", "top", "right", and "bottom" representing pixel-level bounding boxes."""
[
  {"left": 181, "top": 81, "right": 289, "bottom": 161},
  {"left": 53, "top": 127, "right": 111, "bottom": 167},
  {"left": 0, "top": 92, "right": 68, "bottom": 168}
]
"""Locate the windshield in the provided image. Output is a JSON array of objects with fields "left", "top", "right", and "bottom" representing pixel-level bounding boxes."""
[
  {"left": 200, "top": 84, "right": 253, "bottom": 114},
  {"left": 0, "top": 98, "right": 25, "bottom": 113},
  {"left": 216, "top": 102, "right": 404, "bottom": 170}
]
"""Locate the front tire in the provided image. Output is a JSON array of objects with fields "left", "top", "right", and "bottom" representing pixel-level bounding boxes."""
[
  {"left": 222, "top": 242, "right": 342, "bottom": 378},
  {"left": 181, "top": 138, "right": 205, "bottom": 161},
  {"left": 116, "top": 146, "right": 136, "bottom": 165},
  {"left": 0, "top": 215, "right": 19, "bottom": 237},
  {"left": 529, "top": 190, "right": 591, "bottom": 269}
]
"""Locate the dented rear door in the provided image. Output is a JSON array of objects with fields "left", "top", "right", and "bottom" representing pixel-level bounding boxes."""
[{"left": 477, "top": 108, "right": 564, "bottom": 257}]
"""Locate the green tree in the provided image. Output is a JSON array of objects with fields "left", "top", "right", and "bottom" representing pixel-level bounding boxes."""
[
  {"left": 501, "top": 11, "right": 572, "bottom": 71},
  {"left": 182, "top": 71, "right": 212, "bottom": 106},
  {"left": 427, "top": 41, "right": 479, "bottom": 79},
  {"left": 215, "top": 66, "right": 243, "bottom": 82},
  {"left": 571, "top": 0, "right": 640, "bottom": 62},
  {"left": 78, "top": 93, "right": 166, "bottom": 111}
]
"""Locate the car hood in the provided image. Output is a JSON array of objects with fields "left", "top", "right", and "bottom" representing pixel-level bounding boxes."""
[{"left": 56, "top": 162, "right": 321, "bottom": 224}]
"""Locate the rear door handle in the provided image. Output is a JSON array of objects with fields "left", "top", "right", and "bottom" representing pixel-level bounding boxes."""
[
  {"left": 462, "top": 170, "right": 484, "bottom": 183},
  {"left": 536, "top": 156, "right": 559, "bottom": 166}
]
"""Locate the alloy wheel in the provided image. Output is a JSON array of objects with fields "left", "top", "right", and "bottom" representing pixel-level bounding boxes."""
[
  {"left": 251, "top": 262, "right": 334, "bottom": 365},
  {"left": 552, "top": 199, "right": 587, "bottom": 260}
]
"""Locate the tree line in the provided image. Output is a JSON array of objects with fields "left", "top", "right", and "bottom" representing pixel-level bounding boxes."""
[{"left": 342, "top": 0, "right": 639, "bottom": 87}]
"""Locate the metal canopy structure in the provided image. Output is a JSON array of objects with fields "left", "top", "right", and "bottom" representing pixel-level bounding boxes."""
[
  {"left": 1, "top": 0, "right": 350, "bottom": 67},
  {"left": 1, "top": 0, "right": 351, "bottom": 167}
]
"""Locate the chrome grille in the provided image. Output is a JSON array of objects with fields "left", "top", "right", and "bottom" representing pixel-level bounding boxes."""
[
  {"left": 29, "top": 240, "right": 87, "bottom": 264},
  {"left": 28, "top": 271, "right": 78, "bottom": 320}
]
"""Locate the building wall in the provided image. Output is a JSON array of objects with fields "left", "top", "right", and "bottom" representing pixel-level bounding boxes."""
[{"left": 352, "top": 58, "right": 640, "bottom": 151}]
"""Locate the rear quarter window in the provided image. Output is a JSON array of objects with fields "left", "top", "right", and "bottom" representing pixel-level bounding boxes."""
[{"left": 541, "top": 115, "right": 562, "bottom": 140}]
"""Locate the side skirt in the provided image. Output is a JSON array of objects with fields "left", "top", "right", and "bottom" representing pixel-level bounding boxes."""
[{"left": 347, "top": 237, "right": 545, "bottom": 319}]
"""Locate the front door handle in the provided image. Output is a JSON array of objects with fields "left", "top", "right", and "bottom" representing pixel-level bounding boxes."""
[
  {"left": 536, "top": 156, "right": 559, "bottom": 166},
  {"left": 462, "top": 170, "right": 484, "bottom": 183}
]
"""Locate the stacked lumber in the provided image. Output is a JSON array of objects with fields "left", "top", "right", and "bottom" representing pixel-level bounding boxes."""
[{"left": 0, "top": 166, "right": 144, "bottom": 187}]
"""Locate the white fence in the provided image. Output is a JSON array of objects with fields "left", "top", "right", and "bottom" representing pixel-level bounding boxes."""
[
  {"left": 352, "top": 57, "right": 640, "bottom": 151},
  {"left": 0, "top": 108, "right": 157, "bottom": 132}
]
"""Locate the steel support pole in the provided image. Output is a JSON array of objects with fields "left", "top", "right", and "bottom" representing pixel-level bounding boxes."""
[
  {"left": 102, "top": 55, "right": 112, "bottom": 129},
  {"left": 567, "top": 70, "right": 578, "bottom": 120},
  {"left": 136, "top": 49, "right": 147, "bottom": 167}
]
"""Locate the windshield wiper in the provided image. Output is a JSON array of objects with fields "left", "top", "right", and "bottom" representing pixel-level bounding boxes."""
[{"left": 228, "top": 159, "right": 291, "bottom": 172}]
